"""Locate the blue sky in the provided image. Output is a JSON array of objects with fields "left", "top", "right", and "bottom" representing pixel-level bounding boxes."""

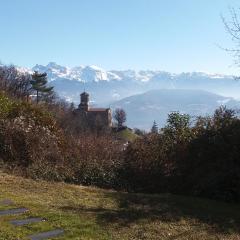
[{"left": 1, "top": 0, "right": 240, "bottom": 74}]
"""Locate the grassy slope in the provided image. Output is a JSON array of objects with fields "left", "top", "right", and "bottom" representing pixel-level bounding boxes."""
[
  {"left": 0, "top": 172, "right": 240, "bottom": 240},
  {"left": 116, "top": 128, "right": 138, "bottom": 142}
]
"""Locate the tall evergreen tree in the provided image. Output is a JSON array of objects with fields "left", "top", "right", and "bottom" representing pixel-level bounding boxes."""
[
  {"left": 30, "top": 71, "right": 54, "bottom": 103},
  {"left": 151, "top": 120, "right": 158, "bottom": 134}
]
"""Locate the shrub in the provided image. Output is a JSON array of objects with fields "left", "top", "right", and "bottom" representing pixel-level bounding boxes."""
[
  {"left": 0, "top": 93, "right": 70, "bottom": 180},
  {"left": 121, "top": 109, "right": 240, "bottom": 202},
  {"left": 70, "top": 135, "right": 123, "bottom": 188}
]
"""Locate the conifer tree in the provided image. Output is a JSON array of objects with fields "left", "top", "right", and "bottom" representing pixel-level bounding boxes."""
[
  {"left": 151, "top": 120, "right": 158, "bottom": 134},
  {"left": 30, "top": 71, "right": 54, "bottom": 103}
]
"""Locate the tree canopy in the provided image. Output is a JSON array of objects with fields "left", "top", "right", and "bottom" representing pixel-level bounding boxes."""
[
  {"left": 114, "top": 108, "right": 127, "bottom": 128},
  {"left": 31, "top": 71, "right": 54, "bottom": 103}
]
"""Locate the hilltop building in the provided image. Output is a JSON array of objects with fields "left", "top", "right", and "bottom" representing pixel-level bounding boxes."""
[{"left": 75, "top": 92, "right": 112, "bottom": 129}]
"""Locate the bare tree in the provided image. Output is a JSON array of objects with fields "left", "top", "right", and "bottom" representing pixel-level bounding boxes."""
[
  {"left": 222, "top": 7, "right": 240, "bottom": 70},
  {"left": 113, "top": 108, "right": 127, "bottom": 128},
  {"left": 0, "top": 65, "right": 32, "bottom": 99}
]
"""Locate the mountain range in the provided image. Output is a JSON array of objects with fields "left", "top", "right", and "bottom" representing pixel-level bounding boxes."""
[
  {"left": 111, "top": 89, "right": 240, "bottom": 129},
  {"left": 22, "top": 62, "right": 240, "bottom": 129}
]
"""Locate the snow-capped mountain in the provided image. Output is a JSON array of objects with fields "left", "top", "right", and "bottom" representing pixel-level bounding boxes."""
[
  {"left": 31, "top": 62, "right": 240, "bottom": 105},
  {"left": 33, "top": 62, "right": 120, "bottom": 82}
]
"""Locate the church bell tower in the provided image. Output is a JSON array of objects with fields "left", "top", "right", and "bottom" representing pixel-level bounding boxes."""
[{"left": 79, "top": 92, "right": 89, "bottom": 111}]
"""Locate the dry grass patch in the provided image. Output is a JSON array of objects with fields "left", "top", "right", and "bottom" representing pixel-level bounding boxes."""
[{"left": 0, "top": 171, "right": 240, "bottom": 240}]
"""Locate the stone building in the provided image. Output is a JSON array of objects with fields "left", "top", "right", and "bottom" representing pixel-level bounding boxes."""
[{"left": 75, "top": 92, "right": 112, "bottom": 129}]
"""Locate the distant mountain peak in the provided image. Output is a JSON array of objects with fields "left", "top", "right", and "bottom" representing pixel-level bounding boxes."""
[
  {"left": 31, "top": 62, "right": 234, "bottom": 84},
  {"left": 32, "top": 62, "right": 122, "bottom": 82}
]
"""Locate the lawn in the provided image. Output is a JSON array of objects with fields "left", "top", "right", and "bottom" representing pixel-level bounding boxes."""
[{"left": 0, "top": 171, "right": 240, "bottom": 240}]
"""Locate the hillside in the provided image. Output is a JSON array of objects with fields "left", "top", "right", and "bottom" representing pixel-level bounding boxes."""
[
  {"left": 0, "top": 172, "right": 240, "bottom": 240},
  {"left": 114, "top": 128, "right": 139, "bottom": 142},
  {"left": 111, "top": 89, "right": 240, "bottom": 129}
]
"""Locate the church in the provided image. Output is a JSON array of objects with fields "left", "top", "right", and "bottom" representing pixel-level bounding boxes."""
[{"left": 75, "top": 92, "right": 112, "bottom": 129}]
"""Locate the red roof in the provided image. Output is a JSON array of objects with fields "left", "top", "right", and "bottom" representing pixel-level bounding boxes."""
[{"left": 88, "top": 108, "right": 109, "bottom": 112}]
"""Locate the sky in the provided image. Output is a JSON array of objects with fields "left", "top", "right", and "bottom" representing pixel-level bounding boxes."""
[{"left": 1, "top": 0, "right": 240, "bottom": 74}]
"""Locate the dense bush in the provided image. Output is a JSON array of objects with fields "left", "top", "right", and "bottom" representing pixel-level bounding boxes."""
[
  {"left": 181, "top": 108, "right": 240, "bottom": 202},
  {"left": 122, "top": 108, "right": 240, "bottom": 202},
  {"left": 0, "top": 93, "right": 70, "bottom": 180},
  {"left": 69, "top": 135, "right": 122, "bottom": 188},
  {"left": 0, "top": 92, "right": 122, "bottom": 187}
]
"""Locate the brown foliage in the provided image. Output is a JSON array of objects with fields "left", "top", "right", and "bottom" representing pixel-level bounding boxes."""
[
  {"left": 113, "top": 108, "right": 126, "bottom": 128},
  {"left": 0, "top": 65, "right": 32, "bottom": 100}
]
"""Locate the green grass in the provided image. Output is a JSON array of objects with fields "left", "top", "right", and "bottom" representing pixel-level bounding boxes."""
[
  {"left": 116, "top": 128, "right": 138, "bottom": 142},
  {"left": 0, "top": 171, "right": 240, "bottom": 240}
]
